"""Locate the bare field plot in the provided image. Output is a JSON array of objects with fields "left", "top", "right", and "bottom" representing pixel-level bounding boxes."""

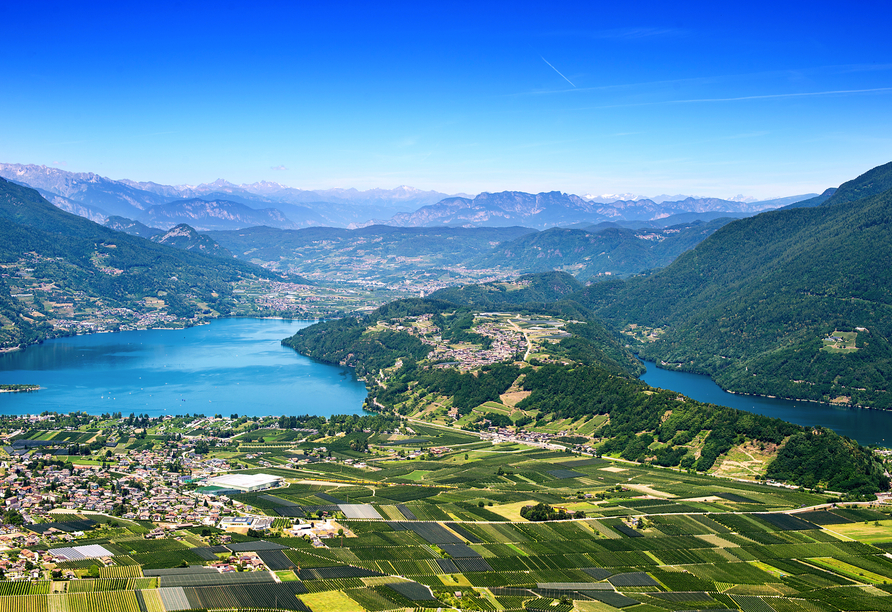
[{"left": 300, "top": 589, "right": 366, "bottom": 612}]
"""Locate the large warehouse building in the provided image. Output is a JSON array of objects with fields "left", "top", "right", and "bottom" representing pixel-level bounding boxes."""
[{"left": 204, "top": 473, "right": 284, "bottom": 492}]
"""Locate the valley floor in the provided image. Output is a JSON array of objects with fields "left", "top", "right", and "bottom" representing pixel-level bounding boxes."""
[{"left": 2, "top": 417, "right": 891, "bottom": 612}]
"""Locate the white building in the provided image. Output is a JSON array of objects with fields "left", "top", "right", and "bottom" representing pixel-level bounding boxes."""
[{"left": 204, "top": 473, "right": 283, "bottom": 492}]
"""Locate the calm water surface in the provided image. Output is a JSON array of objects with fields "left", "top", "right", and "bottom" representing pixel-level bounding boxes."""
[
  {"left": 4, "top": 321, "right": 888, "bottom": 443},
  {"left": 0, "top": 319, "right": 367, "bottom": 418},
  {"left": 638, "top": 358, "right": 892, "bottom": 447}
]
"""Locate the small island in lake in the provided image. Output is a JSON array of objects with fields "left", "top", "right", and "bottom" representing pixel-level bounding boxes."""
[{"left": 0, "top": 384, "right": 39, "bottom": 393}]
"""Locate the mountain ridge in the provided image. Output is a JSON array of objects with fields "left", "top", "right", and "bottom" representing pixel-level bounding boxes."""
[
  {"left": 0, "top": 177, "right": 276, "bottom": 347},
  {"left": 0, "top": 163, "right": 459, "bottom": 228},
  {"left": 139, "top": 198, "right": 298, "bottom": 230},
  {"left": 577, "top": 161, "right": 892, "bottom": 409},
  {"left": 1, "top": 162, "right": 816, "bottom": 230},
  {"left": 151, "top": 224, "right": 233, "bottom": 258},
  {"left": 362, "top": 190, "right": 807, "bottom": 229}
]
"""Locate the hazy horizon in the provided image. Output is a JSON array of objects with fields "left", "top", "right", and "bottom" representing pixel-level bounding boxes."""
[{"left": 1, "top": 161, "right": 816, "bottom": 204}]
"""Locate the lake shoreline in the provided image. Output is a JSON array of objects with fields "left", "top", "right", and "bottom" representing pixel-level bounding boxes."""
[
  {"left": 643, "top": 357, "right": 885, "bottom": 413},
  {"left": 638, "top": 357, "right": 891, "bottom": 447},
  {"left": 0, "top": 318, "right": 367, "bottom": 419},
  {"left": 0, "top": 313, "right": 328, "bottom": 354}
]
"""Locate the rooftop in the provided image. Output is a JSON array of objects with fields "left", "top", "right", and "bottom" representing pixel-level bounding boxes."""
[{"left": 204, "top": 473, "right": 282, "bottom": 491}]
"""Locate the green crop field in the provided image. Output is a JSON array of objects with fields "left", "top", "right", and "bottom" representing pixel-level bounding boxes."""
[{"left": 4, "top": 429, "right": 891, "bottom": 611}]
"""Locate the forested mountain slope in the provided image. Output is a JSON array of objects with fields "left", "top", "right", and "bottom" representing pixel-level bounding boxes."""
[
  {"left": 430, "top": 271, "right": 584, "bottom": 308},
  {"left": 0, "top": 178, "right": 275, "bottom": 347},
  {"left": 151, "top": 224, "right": 233, "bottom": 258},
  {"left": 580, "top": 162, "right": 892, "bottom": 408},
  {"left": 473, "top": 219, "right": 734, "bottom": 279}
]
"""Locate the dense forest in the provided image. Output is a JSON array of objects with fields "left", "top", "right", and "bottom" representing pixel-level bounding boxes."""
[
  {"left": 577, "top": 161, "right": 892, "bottom": 408},
  {"left": 472, "top": 218, "right": 736, "bottom": 280},
  {"left": 384, "top": 363, "right": 522, "bottom": 416},
  {"left": 766, "top": 429, "right": 885, "bottom": 492},
  {"left": 281, "top": 299, "right": 449, "bottom": 377},
  {"left": 430, "top": 271, "right": 583, "bottom": 307}
]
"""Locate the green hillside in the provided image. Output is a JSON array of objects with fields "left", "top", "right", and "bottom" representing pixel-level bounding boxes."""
[
  {"left": 580, "top": 162, "right": 892, "bottom": 409},
  {"left": 151, "top": 223, "right": 234, "bottom": 259},
  {"left": 430, "top": 271, "right": 583, "bottom": 307},
  {"left": 284, "top": 286, "right": 640, "bottom": 379},
  {"left": 0, "top": 178, "right": 276, "bottom": 347},
  {"left": 206, "top": 220, "right": 733, "bottom": 283},
  {"left": 284, "top": 271, "right": 888, "bottom": 495},
  {"left": 473, "top": 219, "right": 735, "bottom": 279},
  {"left": 207, "top": 224, "right": 536, "bottom": 278}
]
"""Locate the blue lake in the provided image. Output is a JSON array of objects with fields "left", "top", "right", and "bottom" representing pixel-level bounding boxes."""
[
  {"left": 0, "top": 318, "right": 368, "bottom": 418},
  {"left": 3, "top": 319, "right": 888, "bottom": 445},
  {"left": 638, "top": 358, "right": 892, "bottom": 447}
]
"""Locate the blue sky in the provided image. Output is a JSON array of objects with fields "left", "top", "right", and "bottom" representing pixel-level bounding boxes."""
[{"left": 2, "top": 1, "right": 891, "bottom": 199}]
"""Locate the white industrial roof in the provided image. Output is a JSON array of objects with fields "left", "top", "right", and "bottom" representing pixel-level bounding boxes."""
[{"left": 205, "top": 473, "right": 282, "bottom": 489}]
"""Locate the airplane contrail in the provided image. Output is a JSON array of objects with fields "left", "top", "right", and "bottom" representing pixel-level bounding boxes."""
[
  {"left": 541, "top": 56, "right": 575, "bottom": 88},
  {"left": 584, "top": 86, "right": 892, "bottom": 109}
]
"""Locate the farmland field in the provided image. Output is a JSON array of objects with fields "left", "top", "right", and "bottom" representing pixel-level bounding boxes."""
[
  {"left": 4, "top": 432, "right": 892, "bottom": 612},
  {"left": 300, "top": 589, "right": 366, "bottom": 612}
]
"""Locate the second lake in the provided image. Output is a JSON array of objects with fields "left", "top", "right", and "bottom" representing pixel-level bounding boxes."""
[{"left": 638, "top": 358, "right": 892, "bottom": 447}]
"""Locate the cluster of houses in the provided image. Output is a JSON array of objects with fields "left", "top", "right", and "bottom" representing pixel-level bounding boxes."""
[
  {"left": 435, "top": 321, "right": 526, "bottom": 370},
  {"left": 481, "top": 428, "right": 566, "bottom": 451},
  {"left": 207, "top": 551, "right": 266, "bottom": 572},
  {"left": 0, "top": 440, "right": 243, "bottom": 528},
  {"left": 53, "top": 309, "right": 181, "bottom": 333},
  {"left": 375, "top": 314, "right": 527, "bottom": 371}
]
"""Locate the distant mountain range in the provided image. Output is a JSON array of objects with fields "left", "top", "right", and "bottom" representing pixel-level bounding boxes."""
[
  {"left": 0, "top": 163, "right": 816, "bottom": 231},
  {"left": 355, "top": 191, "right": 814, "bottom": 230},
  {"left": 141, "top": 198, "right": 296, "bottom": 231},
  {"left": 0, "top": 164, "right": 454, "bottom": 229}
]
